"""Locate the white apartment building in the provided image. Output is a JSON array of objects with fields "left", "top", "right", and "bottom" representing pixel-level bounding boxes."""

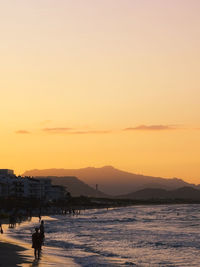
[{"left": 0, "top": 169, "right": 67, "bottom": 200}]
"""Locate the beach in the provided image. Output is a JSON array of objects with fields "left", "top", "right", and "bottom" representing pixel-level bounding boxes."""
[
  {"left": 0, "top": 241, "right": 30, "bottom": 267},
  {"left": 0, "top": 240, "right": 79, "bottom": 267},
  {"left": 0, "top": 219, "right": 32, "bottom": 267},
  {"left": 0, "top": 217, "right": 80, "bottom": 267},
  {"left": 2, "top": 205, "right": 200, "bottom": 266}
]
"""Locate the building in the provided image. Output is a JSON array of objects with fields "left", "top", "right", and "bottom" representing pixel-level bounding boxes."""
[
  {"left": 0, "top": 169, "right": 68, "bottom": 200},
  {"left": 0, "top": 172, "right": 18, "bottom": 197},
  {"left": 0, "top": 169, "right": 14, "bottom": 176},
  {"left": 37, "top": 178, "right": 52, "bottom": 199},
  {"left": 49, "top": 185, "right": 67, "bottom": 201}
]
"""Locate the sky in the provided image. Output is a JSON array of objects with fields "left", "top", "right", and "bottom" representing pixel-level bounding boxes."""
[{"left": 1, "top": 0, "right": 200, "bottom": 183}]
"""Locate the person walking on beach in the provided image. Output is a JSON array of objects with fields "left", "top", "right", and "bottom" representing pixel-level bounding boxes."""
[
  {"left": 39, "top": 220, "right": 45, "bottom": 243},
  {"left": 0, "top": 223, "right": 3, "bottom": 234},
  {"left": 32, "top": 227, "right": 42, "bottom": 259}
]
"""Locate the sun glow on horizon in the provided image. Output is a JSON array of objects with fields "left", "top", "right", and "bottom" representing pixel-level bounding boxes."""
[{"left": 1, "top": 0, "right": 200, "bottom": 184}]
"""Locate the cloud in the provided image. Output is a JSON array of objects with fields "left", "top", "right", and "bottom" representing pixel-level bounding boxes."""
[
  {"left": 69, "top": 130, "right": 111, "bottom": 134},
  {"left": 124, "top": 125, "right": 177, "bottom": 131},
  {"left": 42, "top": 128, "right": 111, "bottom": 134},
  {"left": 15, "top": 130, "right": 31, "bottom": 134},
  {"left": 43, "top": 127, "right": 73, "bottom": 133}
]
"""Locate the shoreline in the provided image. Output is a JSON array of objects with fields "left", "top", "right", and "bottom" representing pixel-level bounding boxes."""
[
  {"left": 0, "top": 240, "right": 31, "bottom": 267},
  {"left": 2, "top": 198, "right": 200, "bottom": 223},
  {"left": 0, "top": 239, "right": 80, "bottom": 267},
  {"left": 0, "top": 216, "right": 80, "bottom": 267},
  {"left": 1, "top": 204, "right": 200, "bottom": 266},
  {"left": 1, "top": 205, "right": 200, "bottom": 266}
]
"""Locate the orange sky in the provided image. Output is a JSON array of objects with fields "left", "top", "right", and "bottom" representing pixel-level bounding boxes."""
[{"left": 1, "top": 0, "right": 200, "bottom": 184}]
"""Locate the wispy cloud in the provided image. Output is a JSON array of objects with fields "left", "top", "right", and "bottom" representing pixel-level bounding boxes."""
[
  {"left": 124, "top": 125, "right": 178, "bottom": 131},
  {"left": 15, "top": 125, "right": 182, "bottom": 135},
  {"left": 43, "top": 127, "right": 73, "bottom": 133},
  {"left": 15, "top": 130, "right": 31, "bottom": 134},
  {"left": 42, "top": 127, "right": 111, "bottom": 134},
  {"left": 68, "top": 130, "right": 111, "bottom": 135}
]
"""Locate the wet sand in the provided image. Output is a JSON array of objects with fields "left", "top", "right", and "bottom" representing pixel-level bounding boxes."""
[
  {"left": 0, "top": 218, "right": 80, "bottom": 267},
  {"left": 0, "top": 241, "right": 31, "bottom": 267},
  {"left": 0, "top": 237, "right": 80, "bottom": 267}
]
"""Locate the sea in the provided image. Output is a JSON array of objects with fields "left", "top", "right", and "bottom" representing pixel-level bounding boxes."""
[{"left": 5, "top": 204, "right": 200, "bottom": 266}]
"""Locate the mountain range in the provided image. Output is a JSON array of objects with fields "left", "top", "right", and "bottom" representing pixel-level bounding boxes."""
[
  {"left": 23, "top": 166, "right": 198, "bottom": 196},
  {"left": 119, "top": 186, "right": 200, "bottom": 200}
]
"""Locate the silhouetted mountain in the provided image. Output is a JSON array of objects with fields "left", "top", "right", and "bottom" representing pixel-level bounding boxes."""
[
  {"left": 119, "top": 187, "right": 200, "bottom": 200},
  {"left": 119, "top": 188, "right": 169, "bottom": 199},
  {"left": 170, "top": 187, "right": 200, "bottom": 199},
  {"left": 23, "top": 166, "right": 197, "bottom": 196},
  {"left": 35, "top": 176, "right": 107, "bottom": 197}
]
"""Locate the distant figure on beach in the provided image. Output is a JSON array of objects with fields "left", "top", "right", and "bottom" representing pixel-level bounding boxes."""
[
  {"left": 32, "top": 227, "right": 42, "bottom": 259},
  {"left": 38, "top": 208, "right": 42, "bottom": 222},
  {"left": 0, "top": 223, "right": 3, "bottom": 234},
  {"left": 9, "top": 215, "right": 16, "bottom": 228},
  {"left": 39, "top": 220, "right": 45, "bottom": 243}
]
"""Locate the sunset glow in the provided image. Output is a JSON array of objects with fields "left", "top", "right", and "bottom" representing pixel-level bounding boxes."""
[{"left": 1, "top": 0, "right": 200, "bottom": 183}]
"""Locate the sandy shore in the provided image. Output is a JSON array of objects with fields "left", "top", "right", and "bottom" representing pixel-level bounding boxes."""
[
  {"left": 0, "top": 218, "right": 80, "bottom": 267},
  {"left": 0, "top": 236, "right": 80, "bottom": 267},
  {"left": 0, "top": 241, "right": 31, "bottom": 267}
]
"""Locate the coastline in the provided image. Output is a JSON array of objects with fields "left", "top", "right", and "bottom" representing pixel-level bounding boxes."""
[
  {"left": 1, "top": 205, "right": 200, "bottom": 266},
  {"left": 2, "top": 204, "right": 198, "bottom": 267},
  {"left": 0, "top": 239, "right": 80, "bottom": 267},
  {"left": 0, "top": 241, "right": 30, "bottom": 267},
  {"left": 0, "top": 216, "right": 80, "bottom": 267}
]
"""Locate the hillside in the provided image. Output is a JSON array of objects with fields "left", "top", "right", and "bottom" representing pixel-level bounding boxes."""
[
  {"left": 119, "top": 187, "right": 200, "bottom": 200},
  {"left": 35, "top": 176, "right": 107, "bottom": 197},
  {"left": 23, "top": 166, "right": 197, "bottom": 196}
]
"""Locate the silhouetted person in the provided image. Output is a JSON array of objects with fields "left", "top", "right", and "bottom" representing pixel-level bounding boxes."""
[
  {"left": 9, "top": 215, "right": 16, "bottom": 228},
  {"left": 32, "top": 227, "right": 42, "bottom": 259},
  {"left": 39, "top": 220, "right": 45, "bottom": 243},
  {"left": 0, "top": 223, "right": 3, "bottom": 234},
  {"left": 38, "top": 208, "right": 42, "bottom": 222}
]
